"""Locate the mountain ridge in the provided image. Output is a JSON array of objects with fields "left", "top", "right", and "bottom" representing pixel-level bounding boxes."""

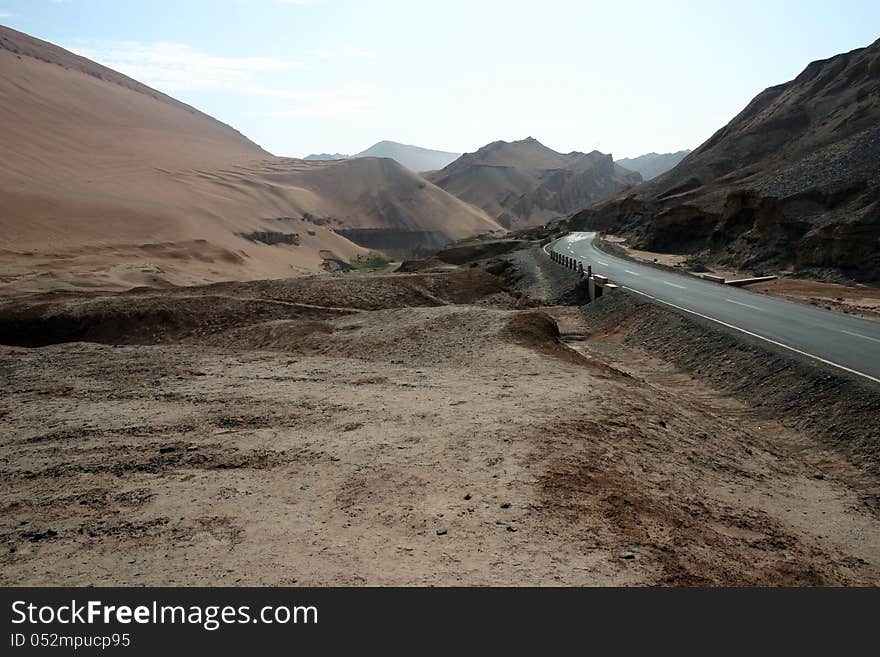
[
  {"left": 615, "top": 150, "right": 691, "bottom": 181},
  {"left": 429, "top": 137, "right": 641, "bottom": 229}
]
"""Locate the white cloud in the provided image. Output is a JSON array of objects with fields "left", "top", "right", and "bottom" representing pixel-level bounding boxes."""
[
  {"left": 63, "top": 37, "right": 375, "bottom": 119},
  {"left": 251, "top": 98, "right": 375, "bottom": 118},
  {"left": 241, "top": 83, "right": 375, "bottom": 100},
  {"left": 312, "top": 47, "right": 377, "bottom": 59},
  {"left": 67, "top": 41, "right": 306, "bottom": 92},
  {"left": 247, "top": 86, "right": 377, "bottom": 117}
]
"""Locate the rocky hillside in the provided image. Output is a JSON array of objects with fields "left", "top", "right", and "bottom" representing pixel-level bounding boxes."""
[
  {"left": 429, "top": 137, "right": 641, "bottom": 230},
  {"left": 615, "top": 150, "right": 691, "bottom": 181},
  {"left": 573, "top": 38, "right": 880, "bottom": 282}
]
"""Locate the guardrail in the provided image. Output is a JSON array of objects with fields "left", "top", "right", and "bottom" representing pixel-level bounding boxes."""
[
  {"left": 548, "top": 240, "right": 778, "bottom": 301},
  {"left": 701, "top": 274, "right": 777, "bottom": 286},
  {"left": 546, "top": 241, "right": 617, "bottom": 302},
  {"left": 725, "top": 276, "right": 778, "bottom": 287}
]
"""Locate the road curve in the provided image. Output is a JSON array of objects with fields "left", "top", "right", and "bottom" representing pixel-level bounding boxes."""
[{"left": 548, "top": 232, "right": 880, "bottom": 385}]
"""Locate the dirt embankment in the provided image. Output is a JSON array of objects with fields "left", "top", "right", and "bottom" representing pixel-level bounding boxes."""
[
  {"left": 2, "top": 252, "right": 879, "bottom": 586},
  {"left": 581, "top": 292, "right": 880, "bottom": 476},
  {"left": 0, "top": 270, "right": 513, "bottom": 348}
]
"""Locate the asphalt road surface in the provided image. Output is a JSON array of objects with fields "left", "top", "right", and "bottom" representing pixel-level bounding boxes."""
[{"left": 548, "top": 232, "right": 880, "bottom": 385}]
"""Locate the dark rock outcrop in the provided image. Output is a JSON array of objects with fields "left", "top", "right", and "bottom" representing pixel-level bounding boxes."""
[{"left": 238, "top": 231, "right": 301, "bottom": 246}]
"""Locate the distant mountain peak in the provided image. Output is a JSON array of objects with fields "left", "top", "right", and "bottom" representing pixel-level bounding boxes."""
[
  {"left": 429, "top": 138, "right": 640, "bottom": 230},
  {"left": 304, "top": 140, "right": 460, "bottom": 172},
  {"left": 304, "top": 152, "right": 349, "bottom": 161},
  {"left": 615, "top": 150, "right": 691, "bottom": 181}
]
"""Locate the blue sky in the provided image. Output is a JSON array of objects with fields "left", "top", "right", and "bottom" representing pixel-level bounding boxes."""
[{"left": 2, "top": 0, "right": 878, "bottom": 159}]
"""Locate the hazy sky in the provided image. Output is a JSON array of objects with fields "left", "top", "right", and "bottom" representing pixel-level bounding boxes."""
[{"left": 2, "top": 0, "right": 878, "bottom": 159}]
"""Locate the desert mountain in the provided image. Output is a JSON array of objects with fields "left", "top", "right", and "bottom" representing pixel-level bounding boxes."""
[
  {"left": 357, "top": 141, "right": 461, "bottom": 172},
  {"left": 428, "top": 137, "right": 641, "bottom": 230},
  {"left": 305, "top": 141, "right": 461, "bottom": 172},
  {"left": 573, "top": 38, "right": 880, "bottom": 281},
  {"left": 0, "top": 26, "right": 501, "bottom": 295},
  {"left": 615, "top": 150, "right": 691, "bottom": 181},
  {"left": 304, "top": 152, "right": 349, "bottom": 161}
]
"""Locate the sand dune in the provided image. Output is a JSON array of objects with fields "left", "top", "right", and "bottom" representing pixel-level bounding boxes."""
[{"left": 0, "top": 26, "right": 502, "bottom": 295}]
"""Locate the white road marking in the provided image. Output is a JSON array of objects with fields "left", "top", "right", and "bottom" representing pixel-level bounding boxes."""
[
  {"left": 550, "top": 232, "right": 880, "bottom": 384},
  {"left": 841, "top": 329, "right": 880, "bottom": 344},
  {"left": 621, "top": 286, "right": 880, "bottom": 385},
  {"left": 726, "top": 298, "right": 763, "bottom": 311},
  {"left": 596, "top": 261, "right": 609, "bottom": 266},
  {"left": 624, "top": 270, "right": 640, "bottom": 276},
  {"left": 663, "top": 281, "right": 686, "bottom": 289}
]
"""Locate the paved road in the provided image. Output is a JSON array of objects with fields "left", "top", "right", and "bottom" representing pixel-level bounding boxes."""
[{"left": 548, "top": 232, "right": 880, "bottom": 385}]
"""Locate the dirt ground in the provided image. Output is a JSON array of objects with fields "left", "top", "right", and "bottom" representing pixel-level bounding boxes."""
[
  {"left": 746, "top": 278, "right": 880, "bottom": 320},
  {"left": 1, "top": 263, "right": 879, "bottom": 586},
  {"left": 603, "top": 235, "right": 880, "bottom": 320}
]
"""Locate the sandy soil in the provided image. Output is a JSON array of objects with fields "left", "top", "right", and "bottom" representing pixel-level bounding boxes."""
[
  {"left": 746, "top": 279, "right": 880, "bottom": 320},
  {"left": 1, "top": 268, "right": 878, "bottom": 586},
  {"left": 604, "top": 235, "right": 689, "bottom": 268},
  {"left": 603, "top": 236, "right": 880, "bottom": 319}
]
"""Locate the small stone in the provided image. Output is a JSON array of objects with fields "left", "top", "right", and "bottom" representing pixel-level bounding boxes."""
[
  {"left": 506, "top": 526, "right": 517, "bottom": 533},
  {"left": 500, "top": 502, "right": 511, "bottom": 509},
  {"left": 23, "top": 528, "right": 58, "bottom": 542},
  {"left": 496, "top": 520, "right": 507, "bottom": 526},
  {"left": 619, "top": 551, "right": 636, "bottom": 560},
  {"left": 658, "top": 420, "right": 667, "bottom": 429},
  {"left": 299, "top": 484, "right": 311, "bottom": 491},
  {"left": 464, "top": 494, "right": 472, "bottom": 501},
  {"left": 436, "top": 528, "right": 448, "bottom": 536},
  {"left": 813, "top": 472, "right": 825, "bottom": 480}
]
